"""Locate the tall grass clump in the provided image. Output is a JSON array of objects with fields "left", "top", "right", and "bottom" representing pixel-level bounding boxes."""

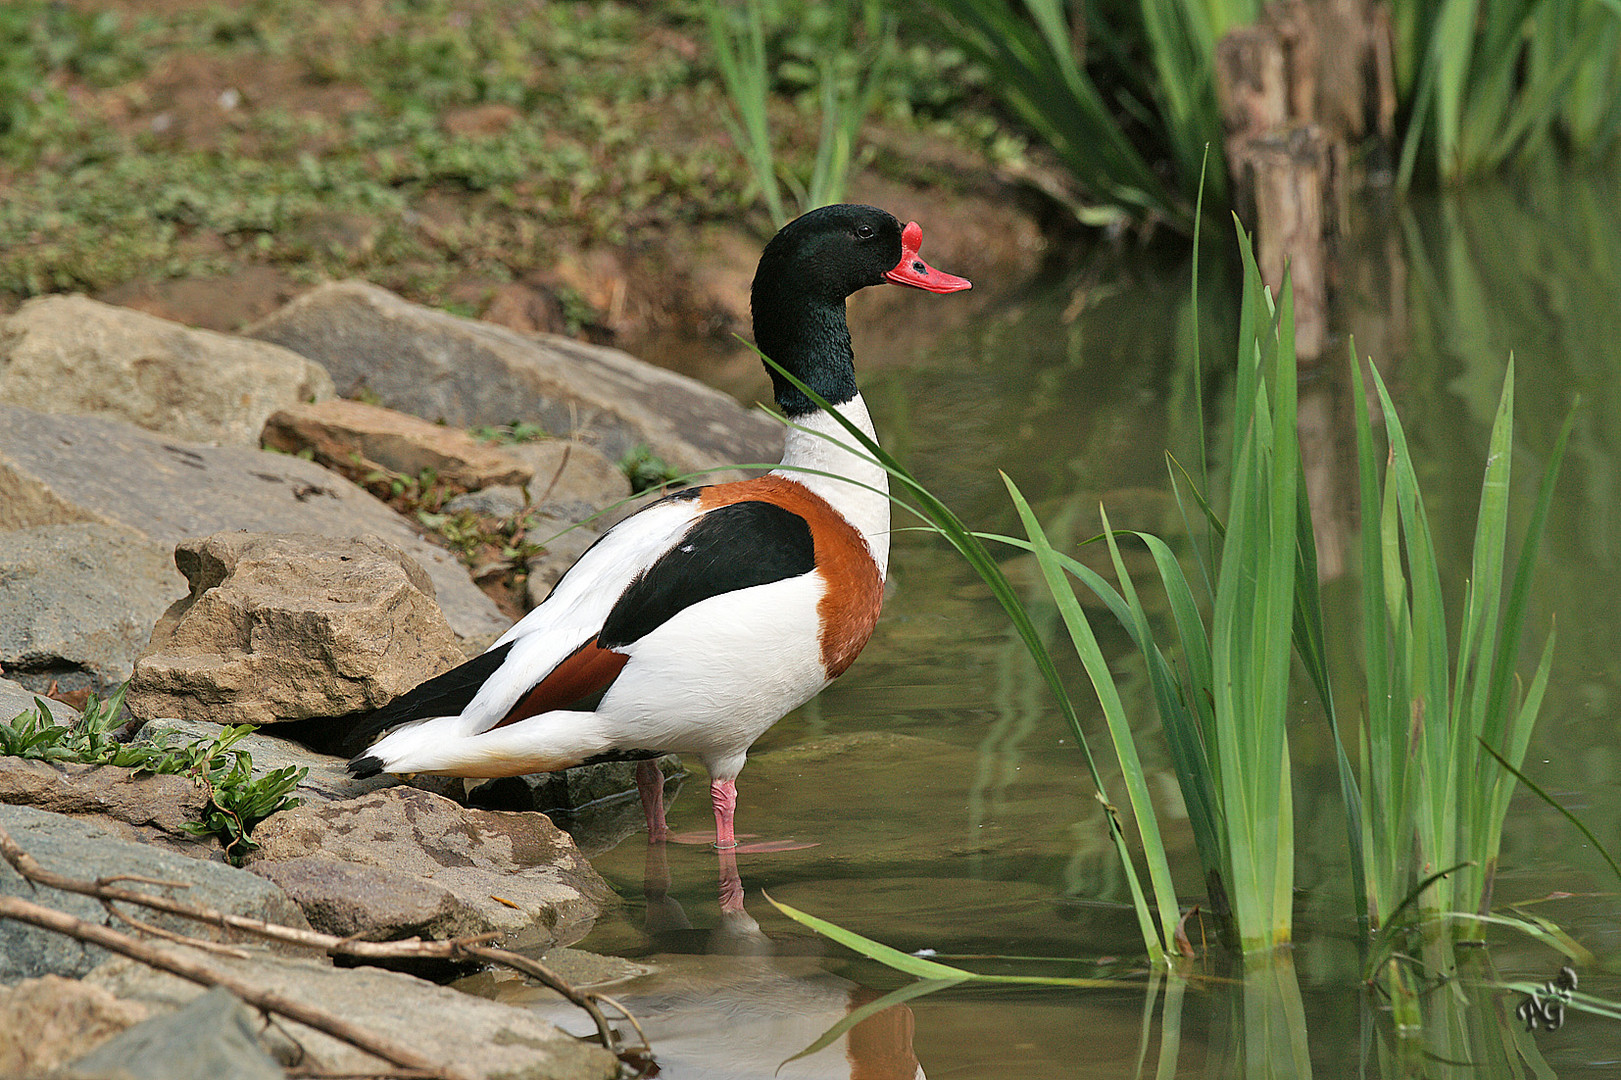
[
  {"left": 919, "top": 0, "right": 1259, "bottom": 228},
  {"left": 702, "top": 0, "right": 893, "bottom": 227},
  {"left": 991, "top": 219, "right": 1321, "bottom": 955},
  {"left": 754, "top": 211, "right": 1569, "bottom": 966},
  {"left": 1387, "top": 0, "right": 1621, "bottom": 187},
  {"left": 1352, "top": 353, "right": 1573, "bottom": 940}
]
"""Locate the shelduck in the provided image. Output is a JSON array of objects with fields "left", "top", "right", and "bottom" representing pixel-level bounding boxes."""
[{"left": 345, "top": 204, "right": 970, "bottom": 852}]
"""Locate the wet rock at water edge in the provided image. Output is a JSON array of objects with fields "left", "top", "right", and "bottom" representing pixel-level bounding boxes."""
[
  {"left": 0, "top": 294, "right": 334, "bottom": 446},
  {"left": 0, "top": 403, "right": 510, "bottom": 641},
  {"left": 245, "top": 786, "right": 615, "bottom": 950},
  {"left": 127, "top": 532, "right": 467, "bottom": 727}
]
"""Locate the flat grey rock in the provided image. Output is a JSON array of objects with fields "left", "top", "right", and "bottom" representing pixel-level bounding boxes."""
[
  {"left": 134, "top": 717, "right": 396, "bottom": 806},
  {"left": 247, "top": 280, "right": 781, "bottom": 474},
  {"left": 0, "top": 676, "right": 80, "bottom": 725},
  {"left": 0, "top": 402, "right": 508, "bottom": 641},
  {"left": 0, "top": 523, "right": 183, "bottom": 696}
]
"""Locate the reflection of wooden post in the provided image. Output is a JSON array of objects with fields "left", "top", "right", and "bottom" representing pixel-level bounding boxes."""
[{"left": 1249, "top": 127, "right": 1331, "bottom": 359}]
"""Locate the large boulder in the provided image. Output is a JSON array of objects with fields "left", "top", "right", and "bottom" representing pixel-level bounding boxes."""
[
  {"left": 245, "top": 280, "right": 782, "bottom": 475},
  {"left": 0, "top": 402, "right": 508, "bottom": 641},
  {"left": 0, "top": 804, "right": 309, "bottom": 984},
  {"left": 246, "top": 787, "right": 612, "bottom": 949},
  {"left": 0, "top": 523, "right": 184, "bottom": 697},
  {"left": 127, "top": 532, "right": 467, "bottom": 727},
  {"left": 0, "top": 294, "right": 334, "bottom": 446},
  {"left": 86, "top": 944, "right": 620, "bottom": 1079}
]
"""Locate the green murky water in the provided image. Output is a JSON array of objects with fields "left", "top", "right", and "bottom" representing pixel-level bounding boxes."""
[{"left": 501, "top": 168, "right": 1621, "bottom": 1078}]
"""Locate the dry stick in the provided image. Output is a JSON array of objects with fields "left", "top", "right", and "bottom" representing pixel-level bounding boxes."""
[
  {"left": 0, "top": 894, "right": 457, "bottom": 1079},
  {"left": 0, "top": 824, "right": 636, "bottom": 1053}
]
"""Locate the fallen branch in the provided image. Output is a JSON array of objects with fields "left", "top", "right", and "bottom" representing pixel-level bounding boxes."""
[
  {"left": 0, "top": 893, "right": 456, "bottom": 1079},
  {"left": 0, "top": 823, "right": 643, "bottom": 1056}
]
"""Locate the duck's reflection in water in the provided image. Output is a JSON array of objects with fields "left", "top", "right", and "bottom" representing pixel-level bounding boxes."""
[{"left": 515, "top": 840, "right": 927, "bottom": 1079}]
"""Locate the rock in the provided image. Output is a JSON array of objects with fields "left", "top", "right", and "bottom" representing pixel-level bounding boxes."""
[
  {"left": 0, "top": 974, "right": 150, "bottom": 1076},
  {"left": 245, "top": 280, "right": 781, "bottom": 475},
  {"left": 59, "top": 986, "right": 283, "bottom": 1080},
  {"left": 442, "top": 485, "right": 526, "bottom": 517},
  {"left": 0, "top": 294, "right": 334, "bottom": 446},
  {"left": 508, "top": 437, "right": 631, "bottom": 511},
  {"left": 468, "top": 757, "right": 685, "bottom": 858},
  {"left": 0, "top": 402, "right": 509, "bottom": 641},
  {"left": 0, "top": 676, "right": 80, "bottom": 725},
  {"left": 246, "top": 787, "right": 613, "bottom": 950},
  {"left": 134, "top": 717, "right": 396, "bottom": 806},
  {"left": 0, "top": 757, "right": 207, "bottom": 849},
  {"left": 246, "top": 855, "right": 463, "bottom": 941},
  {"left": 126, "top": 532, "right": 467, "bottom": 727},
  {"left": 86, "top": 943, "right": 620, "bottom": 1079},
  {"left": 0, "top": 804, "right": 310, "bottom": 984},
  {"left": 0, "top": 523, "right": 184, "bottom": 698},
  {"left": 261, "top": 398, "right": 531, "bottom": 490}
]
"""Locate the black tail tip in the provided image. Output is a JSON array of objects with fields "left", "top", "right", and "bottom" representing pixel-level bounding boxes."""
[{"left": 347, "top": 755, "right": 386, "bottom": 779}]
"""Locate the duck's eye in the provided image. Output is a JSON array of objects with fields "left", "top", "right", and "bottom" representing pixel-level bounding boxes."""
[{"left": 856, "top": 224, "right": 875, "bottom": 239}]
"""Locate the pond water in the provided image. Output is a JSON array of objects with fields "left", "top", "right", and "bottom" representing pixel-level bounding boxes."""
[{"left": 482, "top": 168, "right": 1621, "bottom": 1078}]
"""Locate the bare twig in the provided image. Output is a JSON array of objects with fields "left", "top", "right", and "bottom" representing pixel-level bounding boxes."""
[
  {"left": 0, "top": 894, "right": 456, "bottom": 1079},
  {"left": 0, "top": 823, "right": 644, "bottom": 1056}
]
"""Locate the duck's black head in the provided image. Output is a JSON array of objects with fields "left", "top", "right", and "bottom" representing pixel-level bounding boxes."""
[{"left": 750, "top": 204, "right": 969, "bottom": 417}]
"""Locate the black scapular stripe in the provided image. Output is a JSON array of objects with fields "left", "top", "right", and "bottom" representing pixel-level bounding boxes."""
[
  {"left": 598, "top": 500, "right": 815, "bottom": 649},
  {"left": 338, "top": 640, "right": 516, "bottom": 757}
]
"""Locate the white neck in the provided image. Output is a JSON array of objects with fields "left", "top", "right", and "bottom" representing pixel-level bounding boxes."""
[{"left": 773, "top": 393, "right": 891, "bottom": 579}]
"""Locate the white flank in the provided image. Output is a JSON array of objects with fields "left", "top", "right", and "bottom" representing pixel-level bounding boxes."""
[{"left": 368, "top": 573, "right": 829, "bottom": 781}]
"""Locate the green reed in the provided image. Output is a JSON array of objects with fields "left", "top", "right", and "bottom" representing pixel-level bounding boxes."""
[
  {"left": 1389, "top": 0, "right": 1621, "bottom": 187},
  {"left": 701, "top": 0, "right": 892, "bottom": 228}
]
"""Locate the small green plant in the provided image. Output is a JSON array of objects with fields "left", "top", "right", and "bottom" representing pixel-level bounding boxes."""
[
  {"left": 360, "top": 464, "right": 453, "bottom": 514},
  {"left": 470, "top": 420, "right": 549, "bottom": 445},
  {"left": 2, "top": 688, "right": 306, "bottom": 864},
  {"left": 619, "top": 444, "right": 683, "bottom": 494}
]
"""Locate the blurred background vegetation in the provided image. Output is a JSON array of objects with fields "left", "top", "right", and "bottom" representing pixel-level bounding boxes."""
[{"left": 1, "top": 0, "right": 1617, "bottom": 308}]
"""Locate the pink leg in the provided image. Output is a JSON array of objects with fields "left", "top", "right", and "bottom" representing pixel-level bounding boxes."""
[
  {"left": 668, "top": 774, "right": 817, "bottom": 852},
  {"left": 636, "top": 760, "right": 668, "bottom": 843},
  {"left": 711, "top": 777, "right": 739, "bottom": 850},
  {"left": 717, "top": 847, "right": 745, "bottom": 913}
]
